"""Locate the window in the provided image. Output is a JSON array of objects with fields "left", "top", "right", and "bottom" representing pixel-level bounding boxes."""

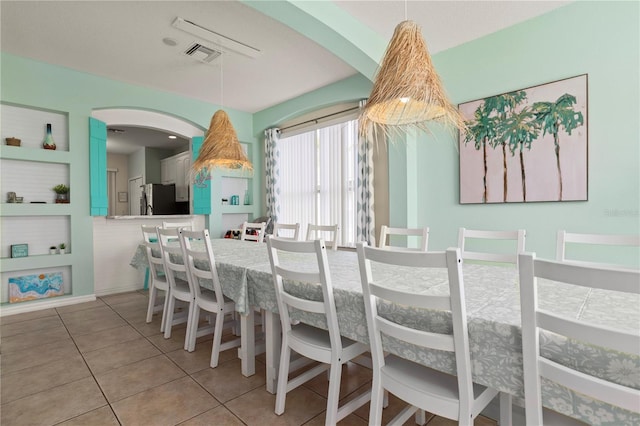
[{"left": 278, "top": 119, "right": 358, "bottom": 247}]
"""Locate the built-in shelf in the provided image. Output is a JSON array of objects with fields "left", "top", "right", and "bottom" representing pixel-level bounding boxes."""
[
  {"left": 1, "top": 253, "right": 72, "bottom": 272},
  {"left": 0, "top": 145, "right": 71, "bottom": 163},
  {"left": 220, "top": 204, "right": 254, "bottom": 214},
  {"left": 1, "top": 203, "right": 72, "bottom": 216}
]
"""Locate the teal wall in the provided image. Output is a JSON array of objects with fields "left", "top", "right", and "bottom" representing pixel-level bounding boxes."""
[
  {"left": 413, "top": 1, "right": 639, "bottom": 265},
  {"left": 0, "top": 53, "right": 257, "bottom": 296},
  {"left": 253, "top": 1, "right": 639, "bottom": 266}
]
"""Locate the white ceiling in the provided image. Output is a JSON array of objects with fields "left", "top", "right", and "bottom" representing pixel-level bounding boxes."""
[{"left": 0, "top": 0, "right": 570, "bottom": 153}]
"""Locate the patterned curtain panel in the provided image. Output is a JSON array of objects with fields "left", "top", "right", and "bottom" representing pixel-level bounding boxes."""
[
  {"left": 357, "top": 100, "right": 376, "bottom": 246},
  {"left": 264, "top": 128, "right": 281, "bottom": 223}
]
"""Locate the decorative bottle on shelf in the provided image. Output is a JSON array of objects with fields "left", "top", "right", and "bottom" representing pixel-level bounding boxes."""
[
  {"left": 43, "top": 123, "right": 56, "bottom": 150},
  {"left": 244, "top": 190, "right": 251, "bottom": 205}
]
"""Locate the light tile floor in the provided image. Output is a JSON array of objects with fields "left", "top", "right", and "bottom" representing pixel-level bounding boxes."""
[{"left": 1, "top": 291, "right": 499, "bottom": 426}]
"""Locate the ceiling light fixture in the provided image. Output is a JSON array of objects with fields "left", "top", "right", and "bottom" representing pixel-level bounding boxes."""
[
  {"left": 168, "top": 135, "right": 177, "bottom": 139},
  {"left": 191, "top": 55, "right": 253, "bottom": 174},
  {"left": 359, "top": 20, "right": 465, "bottom": 138}
]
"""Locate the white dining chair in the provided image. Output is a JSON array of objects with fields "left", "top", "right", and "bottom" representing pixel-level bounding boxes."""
[
  {"left": 240, "top": 221, "right": 266, "bottom": 242},
  {"left": 458, "top": 227, "right": 526, "bottom": 266},
  {"left": 157, "top": 226, "right": 194, "bottom": 341},
  {"left": 305, "top": 223, "right": 339, "bottom": 251},
  {"left": 266, "top": 236, "right": 370, "bottom": 425},
  {"left": 519, "top": 253, "right": 640, "bottom": 425},
  {"left": 179, "top": 228, "right": 241, "bottom": 365},
  {"left": 141, "top": 225, "right": 170, "bottom": 332},
  {"left": 272, "top": 222, "right": 300, "bottom": 241},
  {"left": 357, "top": 243, "right": 504, "bottom": 425},
  {"left": 162, "top": 220, "right": 194, "bottom": 230},
  {"left": 556, "top": 230, "right": 640, "bottom": 270},
  {"left": 378, "top": 225, "right": 429, "bottom": 251}
]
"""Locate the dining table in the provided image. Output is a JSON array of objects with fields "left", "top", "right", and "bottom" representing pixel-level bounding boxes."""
[{"left": 130, "top": 238, "right": 640, "bottom": 425}]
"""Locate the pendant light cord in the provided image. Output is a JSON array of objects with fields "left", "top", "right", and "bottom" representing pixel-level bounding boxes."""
[{"left": 220, "top": 54, "right": 224, "bottom": 109}]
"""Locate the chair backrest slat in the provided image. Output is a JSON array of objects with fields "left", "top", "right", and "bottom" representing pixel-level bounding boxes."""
[
  {"left": 556, "top": 230, "right": 640, "bottom": 270},
  {"left": 458, "top": 227, "right": 526, "bottom": 266},
  {"left": 378, "top": 225, "right": 429, "bottom": 251},
  {"left": 241, "top": 221, "right": 266, "bottom": 242},
  {"left": 273, "top": 222, "right": 301, "bottom": 241},
  {"left": 306, "top": 224, "right": 339, "bottom": 251},
  {"left": 162, "top": 220, "right": 194, "bottom": 230}
]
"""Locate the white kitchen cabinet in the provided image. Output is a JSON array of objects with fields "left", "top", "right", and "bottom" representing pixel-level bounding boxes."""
[
  {"left": 175, "top": 152, "right": 190, "bottom": 202},
  {"left": 160, "top": 156, "right": 176, "bottom": 185},
  {"left": 160, "top": 151, "right": 190, "bottom": 201}
]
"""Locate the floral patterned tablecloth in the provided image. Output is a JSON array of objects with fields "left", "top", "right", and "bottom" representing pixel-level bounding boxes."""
[{"left": 130, "top": 238, "right": 639, "bottom": 425}]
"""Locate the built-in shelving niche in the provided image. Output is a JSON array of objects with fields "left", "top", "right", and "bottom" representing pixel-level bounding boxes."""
[{"left": 1, "top": 265, "right": 72, "bottom": 305}]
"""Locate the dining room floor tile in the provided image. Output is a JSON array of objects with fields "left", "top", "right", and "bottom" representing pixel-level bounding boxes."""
[{"left": 0, "top": 290, "right": 499, "bottom": 426}]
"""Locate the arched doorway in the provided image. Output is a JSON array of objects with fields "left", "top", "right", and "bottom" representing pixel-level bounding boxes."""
[{"left": 92, "top": 108, "right": 205, "bottom": 215}]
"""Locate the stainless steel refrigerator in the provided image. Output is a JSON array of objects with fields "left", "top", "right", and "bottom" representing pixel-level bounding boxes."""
[{"left": 141, "top": 183, "right": 177, "bottom": 215}]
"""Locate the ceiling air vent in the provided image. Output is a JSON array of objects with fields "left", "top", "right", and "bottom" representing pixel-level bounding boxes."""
[{"left": 184, "top": 42, "right": 222, "bottom": 64}]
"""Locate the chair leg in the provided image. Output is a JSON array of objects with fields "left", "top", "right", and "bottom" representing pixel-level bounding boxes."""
[
  {"left": 210, "top": 309, "right": 225, "bottom": 368},
  {"left": 164, "top": 296, "right": 176, "bottom": 339},
  {"left": 499, "top": 392, "right": 513, "bottom": 426},
  {"left": 158, "top": 289, "right": 168, "bottom": 333},
  {"left": 324, "top": 363, "right": 343, "bottom": 426},
  {"left": 369, "top": 376, "right": 384, "bottom": 426},
  {"left": 185, "top": 303, "right": 199, "bottom": 352},
  {"left": 274, "top": 341, "right": 291, "bottom": 415},
  {"left": 146, "top": 284, "right": 157, "bottom": 323}
]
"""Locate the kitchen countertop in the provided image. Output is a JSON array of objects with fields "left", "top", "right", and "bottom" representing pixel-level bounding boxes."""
[{"left": 106, "top": 214, "right": 196, "bottom": 220}]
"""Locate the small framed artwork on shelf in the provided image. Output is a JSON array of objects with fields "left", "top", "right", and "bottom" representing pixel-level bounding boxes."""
[
  {"left": 118, "top": 192, "right": 128, "bottom": 202},
  {"left": 10, "top": 243, "right": 28, "bottom": 258}
]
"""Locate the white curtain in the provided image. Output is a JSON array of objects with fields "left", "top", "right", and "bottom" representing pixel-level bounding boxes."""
[
  {"left": 278, "top": 120, "right": 359, "bottom": 246},
  {"left": 278, "top": 131, "right": 315, "bottom": 232},
  {"left": 272, "top": 110, "right": 375, "bottom": 247}
]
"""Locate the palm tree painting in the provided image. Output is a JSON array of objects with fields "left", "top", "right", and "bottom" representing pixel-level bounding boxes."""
[{"left": 458, "top": 75, "right": 587, "bottom": 204}]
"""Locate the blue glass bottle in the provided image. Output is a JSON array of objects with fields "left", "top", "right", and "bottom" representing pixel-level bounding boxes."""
[{"left": 43, "top": 123, "right": 56, "bottom": 150}]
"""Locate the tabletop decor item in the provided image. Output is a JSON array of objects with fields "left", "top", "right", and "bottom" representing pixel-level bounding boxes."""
[
  {"left": 58, "top": 243, "right": 66, "bottom": 254},
  {"left": 7, "top": 191, "right": 16, "bottom": 203},
  {"left": 53, "top": 184, "right": 69, "bottom": 203},
  {"left": 459, "top": 74, "right": 587, "bottom": 204},
  {"left": 42, "top": 123, "right": 56, "bottom": 150},
  {"left": 5, "top": 137, "right": 21, "bottom": 146},
  {"left": 49, "top": 246, "right": 57, "bottom": 255},
  {"left": 10, "top": 243, "right": 28, "bottom": 258},
  {"left": 9, "top": 272, "right": 64, "bottom": 303}
]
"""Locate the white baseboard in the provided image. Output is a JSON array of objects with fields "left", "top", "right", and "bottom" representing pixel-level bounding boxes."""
[
  {"left": 94, "top": 284, "right": 143, "bottom": 297},
  {"left": 0, "top": 294, "right": 97, "bottom": 317}
]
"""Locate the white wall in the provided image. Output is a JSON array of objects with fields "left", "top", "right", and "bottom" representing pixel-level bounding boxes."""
[{"left": 92, "top": 215, "right": 205, "bottom": 296}]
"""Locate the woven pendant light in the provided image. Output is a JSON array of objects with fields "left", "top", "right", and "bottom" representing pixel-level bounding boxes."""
[
  {"left": 360, "top": 20, "right": 465, "bottom": 138},
  {"left": 192, "top": 109, "right": 253, "bottom": 173}
]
